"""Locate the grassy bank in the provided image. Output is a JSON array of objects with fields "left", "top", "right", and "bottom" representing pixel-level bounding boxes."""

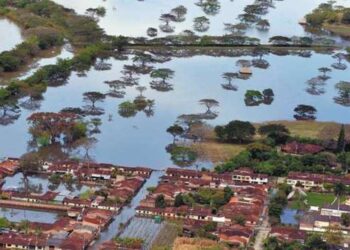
[
  {"left": 189, "top": 120, "right": 349, "bottom": 164},
  {"left": 172, "top": 237, "right": 228, "bottom": 250}
]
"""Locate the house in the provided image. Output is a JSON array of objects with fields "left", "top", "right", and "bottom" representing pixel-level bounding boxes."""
[
  {"left": 0, "top": 232, "right": 54, "bottom": 250},
  {"left": 281, "top": 141, "right": 324, "bottom": 155},
  {"left": 239, "top": 67, "right": 252, "bottom": 75},
  {"left": 0, "top": 157, "right": 20, "bottom": 175},
  {"left": 218, "top": 225, "right": 253, "bottom": 246},
  {"left": 321, "top": 204, "right": 350, "bottom": 217},
  {"left": 300, "top": 212, "right": 345, "bottom": 233},
  {"left": 166, "top": 168, "right": 202, "bottom": 179},
  {"left": 270, "top": 226, "right": 306, "bottom": 243},
  {"left": 232, "top": 168, "right": 268, "bottom": 184},
  {"left": 287, "top": 172, "right": 350, "bottom": 189}
]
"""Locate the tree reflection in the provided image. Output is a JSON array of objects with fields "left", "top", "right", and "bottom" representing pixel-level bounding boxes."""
[
  {"left": 0, "top": 100, "right": 20, "bottom": 126},
  {"left": 221, "top": 72, "right": 238, "bottom": 91},
  {"left": 306, "top": 77, "right": 326, "bottom": 96},
  {"left": 334, "top": 81, "right": 350, "bottom": 107},
  {"left": 150, "top": 68, "right": 175, "bottom": 92}
]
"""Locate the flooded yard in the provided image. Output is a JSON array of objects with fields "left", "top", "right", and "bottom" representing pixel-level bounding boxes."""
[
  {"left": 2, "top": 173, "right": 92, "bottom": 197},
  {"left": 0, "top": 207, "right": 58, "bottom": 223}
]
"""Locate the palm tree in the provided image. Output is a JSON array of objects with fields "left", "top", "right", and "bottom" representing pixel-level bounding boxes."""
[{"left": 334, "top": 182, "right": 346, "bottom": 210}]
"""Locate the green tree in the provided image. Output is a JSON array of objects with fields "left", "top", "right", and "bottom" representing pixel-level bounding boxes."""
[
  {"left": 174, "top": 193, "right": 185, "bottom": 207},
  {"left": 215, "top": 120, "right": 256, "bottom": 143},
  {"left": 341, "top": 213, "right": 350, "bottom": 227},
  {"left": 336, "top": 124, "right": 346, "bottom": 153},
  {"left": 166, "top": 124, "right": 184, "bottom": 144},
  {"left": 155, "top": 194, "right": 166, "bottom": 208}
]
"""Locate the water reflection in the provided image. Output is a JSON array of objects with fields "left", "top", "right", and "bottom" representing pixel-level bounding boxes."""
[
  {"left": 0, "top": 19, "right": 23, "bottom": 53},
  {"left": 0, "top": 51, "right": 349, "bottom": 169},
  {"left": 52, "top": 0, "right": 350, "bottom": 43}
]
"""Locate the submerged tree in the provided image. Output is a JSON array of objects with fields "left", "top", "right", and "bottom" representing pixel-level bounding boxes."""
[
  {"left": 318, "top": 67, "right": 332, "bottom": 80},
  {"left": 293, "top": 104, "right": 317, "bottom": 120},
  {"left": 132, "top": 53, "right": 154, "bottom": 74},
  {"left": 199, "top": 99, "right": 219, "bottom": 113},
  {"left": 104, "top": 80, "right": 126, "bottom": 98},
  {"left": 150, "top": 68, "right": 175, "bottom": 92},
  {"left": 169, "top": 146, "right": 198, "bottom": 167},
  {"left": 224, "top": 23, "right": 248, "bottom": 35},
  {"left": 83, "top": 91, "right": 106, "bottom": 115},
  {"left": 334, "top": 81, "right": 350, "bottom": 106},
  {"left": 199, "top": 0, "right": 221, "bottom": 16},
  {"left": 118, "top": 101, "right": 137, "bottom": 118},
  {"left": 167, "top": 124, "right": 185, "bottom": 144},
  {"left": 256, "top": 19, "right": 270, "bottom": 30},
  {"left": 147, "top": 27, "right": 158, "bottom": 37},
  {"left": 193, "top": 16, "right": 210, "bottom": 32},
  {"left": 121, "top": 64, "right": 140, "bottom": 86},
  {"left": 332, "top": 53, "right": 347, "bottom": 70},
  {"left": 27, "top": 112, "right": 86, "bottom": 145},
  {"left": 221, "top": 72, "right": 239, "bottom": 91},
  {"left": 171, "top": 5, "right": 187, "bottom": 22},
  {"left": 306, "top": 77, "right": 326, "bottom": 95},
  {"left": 159, "top": 13, "right": 176, "bottom": 33}
]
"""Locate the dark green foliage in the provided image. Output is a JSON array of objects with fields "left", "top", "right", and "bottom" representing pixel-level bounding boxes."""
[
  {"left": 337, "top": 124, "right": 346, "bottom": 153},
  {"left": 155, "top": 194, "right": 166, "bottom": 208},
  {"left": 215, "top": 120, "right": 255, "bottom": 143}
]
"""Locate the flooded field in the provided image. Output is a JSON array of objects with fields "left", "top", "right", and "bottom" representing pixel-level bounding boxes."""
[
  {"left": 0, "top": 18, "right": 23, "bottom": 52},
  {"left": 0, "top": 50, "right": 349, "bottom": 168},
  {"left": 53, "top": 0, "right": 350, "bottom": 42},
  {"left": 0, "top": 207, "right": 58, "bottom": 223},
  {"left": 3, "top": 173, "right": 92, "bottom": 196}
]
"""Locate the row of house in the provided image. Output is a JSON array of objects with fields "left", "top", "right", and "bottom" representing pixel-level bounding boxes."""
[
  {"left": 136, "top": 168, "right": 269, "bottom": 247},
  {"left": 287, "top": 172, "right": 350, "bottom": 189},
  {"left": 44, "top": 161, "right": 152, "bottom": 180},
  {"left": 165, "top": 167, "right": 269, "bottom": 185},
  {"left": 0, "top": 157, "right": 20, "bottom": 177},
  {"left": 0, "top": 208, "right": 114, "bottom": 249}
]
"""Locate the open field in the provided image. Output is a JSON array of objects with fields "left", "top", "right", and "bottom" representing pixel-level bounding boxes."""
[
  {"left": 257, "top": 120, "right": 350, "bottom": 140},
  {"left": 324, "top": 24, "right": 350, "bottom": 38},
  {"left": 172, "top": 237, "right": 229, "bottom": 250},
  {"left": 189, "top": 120, "right": 349, "bottom": 164},
  {"left": 151, "top": 222, "right": 180, "bottom": 250}
]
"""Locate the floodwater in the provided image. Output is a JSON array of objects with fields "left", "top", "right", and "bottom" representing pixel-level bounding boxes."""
[
  {"left": 0, "top": 18, "right": 23, "bottom": 53},
  {"left": 52, "top": 0, "right": 350, "bottom": 42},
  {"left": 0, "top": 207, "right": 58, "bottom": 223},
  {"left": 0, "top": 51, "right": 349, "bottom": 169},
  {"left": 3, "top": 172, "right": 92, "bottom": 197},
  {"left": 93, "top": 171, "right": 162, "bottom": 249}
]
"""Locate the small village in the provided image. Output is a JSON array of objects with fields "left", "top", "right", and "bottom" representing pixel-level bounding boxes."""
[{"left": 1, "top": 136, "right": 350, "bottom": 249}]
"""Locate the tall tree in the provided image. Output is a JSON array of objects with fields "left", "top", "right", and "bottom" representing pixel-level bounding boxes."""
[{"left": 337, "top": 124, "right": 346, "bottom": 153}]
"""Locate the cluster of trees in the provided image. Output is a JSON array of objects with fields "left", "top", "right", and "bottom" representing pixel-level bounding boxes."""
[
  {"left": 244, "top": 88, "right": 274, "bottom": 106},
  {"left": 27, "top": 112, "right": 87, "bottom": 147},
  {"left": 306, "top": 2, "right": 350, "bottom": 27},
  {"left": 264, "top": 234, "right": 331, "bottom": 250},
  {"left": 268, "top": 183, "right": 292, "bottom": 224},
  {"left": 118, "top": 97, "right": 155, "bottom": 118},
  {"left": 157, "top": 5, "right": 187, "bottom": 34},
  {"left": 215, "top": 122, "right": 350, "bottom": 176},
  {"left": 171, "top": 186, "right": 233, "bottom": 211},
  {"left": 215, "top": 120, "right": 256, "bottom": 143}
]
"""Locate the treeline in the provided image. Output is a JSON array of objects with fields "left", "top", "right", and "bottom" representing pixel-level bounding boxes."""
[
  {"left": 214, "top": 121, "right": 350, "bottom": 176},
  {"left": 306, "top": 2, "right": 350, "bottom": 27}
]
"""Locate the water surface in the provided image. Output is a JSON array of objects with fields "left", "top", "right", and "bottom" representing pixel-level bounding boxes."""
[
  {"left": 0, "top": 19, "right": 23, "bottom": 52},
  {"left": 52, "top": 0, "right": 350, "bottom": 42}
]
